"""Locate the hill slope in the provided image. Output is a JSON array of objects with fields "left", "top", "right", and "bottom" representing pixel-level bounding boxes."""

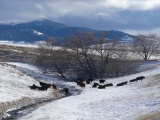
[
  {"left": 0, "top": 62, "right": 66, "bottom": 118},
  {"left": 18, "top": 61, "right": 160, "bottom": 120}
]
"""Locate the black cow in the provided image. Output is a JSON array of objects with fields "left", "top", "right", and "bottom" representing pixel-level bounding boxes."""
[
  {"left": 79, "top": 83, "right": 85, "bottom": 88},
  {"left": 39, "top": 81, "right": 51, "bottom": 88},
  {"left": 117, "top": 83, "right": 124, "bottom": 86},
  {"left": 92, "top": 84, "right": 98, "bottom": 88},
  {"left": 30, "top": 84, "right": 38, "bottom": 89},
  {"left": 136, "top": 76, "right": 145, "bottom": 81},
  {"left": 51, "top": 84, "right": 57, "bottom": 89},
  {"left": 86, "top": 81, "right": 91, "bottom": 84},
  {"left": 93, "top": 83, "right": 99, "bottom": 86},
  {"left": 105, "top": 83, "right": 113, "bottom": 87},
  {"left": 63, "top": 88, "right": 69, "bottom": 95},
  {"left": 39, "top": 81, "right": 47, "bottom": 86},
  {"left": 121, "top": 81, "right": 127, "bottom": 85},
  {"left": 37, "top": 86, "right": 48, "bottom": 91},
  {"left": 130, "top": 79, "right": 137, "bottom": 82},
  {"left": 92, "top": 83, "right": 99, "bottom": 88},
  {"left": 98, "top": 85, "right": 106, "bottom": 89},
  {"left": 88, "top": 78, "right": 94, "bottom": 82},
  {"left": 99, "top": 79, "right": 105, "bottom": 84},
  {"left": 117, "top": 81, "right": 128, "bottom": 86},
  {"left": 75, "top": 80, "right": 83, "bottom": 86}
]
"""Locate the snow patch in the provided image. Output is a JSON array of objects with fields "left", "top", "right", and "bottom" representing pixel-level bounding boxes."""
[{"left": 32, "top": 30, "right": 44, "bottom": 35}]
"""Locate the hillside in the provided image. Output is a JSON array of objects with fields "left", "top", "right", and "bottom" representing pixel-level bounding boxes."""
[
  {"left": 0, "top": 62, "right": 68, "bottom": 119},
  {"left": 18, "top": 61, "right": 160, "bottom": 120},
  {"left": 0, "top": 19, "right": 135, "bottom": 44}
]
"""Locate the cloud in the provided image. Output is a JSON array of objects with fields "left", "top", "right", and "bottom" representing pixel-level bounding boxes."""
[
  {"left": 121, "top": 28, "right": 160, "bottom": 36},
  {"left": 0, "top": 0, "right": 160, "bottom": 34},
  {"left": 101, "top": 0, "right": 160, "bottom": 11}
]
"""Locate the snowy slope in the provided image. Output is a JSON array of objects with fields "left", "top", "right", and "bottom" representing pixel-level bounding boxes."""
[
  {"left": 0, "top": 62, "right": 65, "bottom": 118},
  {"left": 18, "top": 61, "right": 160, "bottom": 120},
  {"left": 0, "top": 63, "right": 51, "bottom": 102}
]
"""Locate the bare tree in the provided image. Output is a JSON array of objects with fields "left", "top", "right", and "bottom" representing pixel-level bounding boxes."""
[
  {"left": 36, "top": 32, "right": 141, "bottom": 80},
  {"left": 93, "top": 32, "right": 121, "bottom": 78},
  {"left": 36, "top": 38, "right": 72, "bottom": 79},
  {"left": 65, "top": 32, "right": 127, "bottom": 78},
  {"left": 133, "top": 34, "right": 160, "bottom": 60},
  {"left": 64, "top": 31, "right": 97, "bottom": 78}
]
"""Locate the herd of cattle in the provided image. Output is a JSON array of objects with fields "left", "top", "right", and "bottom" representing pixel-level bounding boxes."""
[
  {"left": 75, "top": 76, "right": 145, "bottom": 89},
  {"left": 29, "top": 76, "right": 145, "bottom": 94},
  {"left": 30, "top": 81, "right": 57, "bottom": 90},
  {"left": 29, "top": 81, "right": 69, "bottom": 95}
]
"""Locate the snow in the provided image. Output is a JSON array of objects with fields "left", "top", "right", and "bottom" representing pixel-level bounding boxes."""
[
  {"left": 0, "top": 50, "right": 160, "bottom": 119},
  {"left": 0, "top": 63, "right": 54, "bottom": 102},
  {"left": 0, "top": 62, "right": 69, "bottom": 120},
  {"left": 0, "top": 41, "right": 38, "bottom": 48},
  {"left": 33, "top": 30, "right": 44, "bottom": 35},
  {"left": 18, "top": 61, "right": 160, "bottom": 120}
]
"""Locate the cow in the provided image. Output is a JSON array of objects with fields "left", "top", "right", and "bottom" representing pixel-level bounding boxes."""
[
  {"left": 39, "top": 81, "right": 51, "bottom": 88},
  {"left": 88, "top": 78, "right": 94, "bottom": 83},
  {"left": 105, "top": 83, "right": 113, "bottom": 87},
  {"left": 37, "top": 86, "right": 48, "bottom": 91},
  {"left": 99, "top": 79, "right": 105, "bottom": 84},
  {"left": 98, "top": 85, "right": 106, "bottom": 89},
  {"left": 63, "top": 88, "right": 69, "bottom": 95},
  {"left": 51, "top": 84, "right": 57, "bottom": 89},
  {"left": 117, "top": 81, "right": 128, "bottom": 86},
  {"left": 121, "top": 81, "right": 127, "bottom": 85},
  {"left": 92, "top": 83, "right": 99, "bottom": 88},
  {"left": 130, "top": 79, "right": 137, "bottom": 83},
  {"left": 93, "top": 83, "right": 99, "bottom": 86},
  {"left": 92, "top": 84, "right": 99, "bottom": 88},
  {"left": 30, "top": 84, "right": 38, "bottom": 89},
  {"left": 116, "top": 82, "right": 124, "bottom": 86},
  {"left": 79, "top": 83, "right": 85, "bottom": 88},
  {"left": 86, "top": 81, "right": 91, "bottom": 84},
  {"left": 75, "top": 80, "right": 83, "bottom": 86},
  {"left": 39, "top": 81, "right": 47, "bottom": 86},
  {"left": 136, "top": 76, "right": 145, "bottom": 81}
]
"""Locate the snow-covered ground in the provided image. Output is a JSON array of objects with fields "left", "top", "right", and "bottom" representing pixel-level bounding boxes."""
[
  {"left": 17, "top": 61, "right": 160, "bottom": 120},
  {"left": 1, "top": 58, "right": 160, "bottom": 120},
  {"left": 0, "top": 62, "right": 67, "bottom": 119}
]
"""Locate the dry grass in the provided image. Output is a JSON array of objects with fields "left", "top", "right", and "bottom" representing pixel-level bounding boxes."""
[
  {"left": 0, "top": 44, "right": 39, "bottom": 62},
  {"left": 0, "top": 97, "right": 32, "bottom": 116},
  {"left": 137, "top": 111, "right": 160, "bottom": 120}
]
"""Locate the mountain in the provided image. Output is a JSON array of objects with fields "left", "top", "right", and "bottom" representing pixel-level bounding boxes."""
[{"left": 0, "top": 19, "right": 135, "bottom": 45}]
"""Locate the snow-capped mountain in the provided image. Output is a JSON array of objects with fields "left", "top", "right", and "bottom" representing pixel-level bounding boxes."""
[{"left": 0, "top": 19, "right": 135, "bottom": 44}]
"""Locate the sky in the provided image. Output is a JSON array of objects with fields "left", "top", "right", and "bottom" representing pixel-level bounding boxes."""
[{"left": 0, "top": 0, "right": 160, "bottom": 35}]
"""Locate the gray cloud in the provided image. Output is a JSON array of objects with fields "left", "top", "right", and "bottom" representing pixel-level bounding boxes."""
[{"left": 0, "top": 0, "right": 160, "bottom": 35}]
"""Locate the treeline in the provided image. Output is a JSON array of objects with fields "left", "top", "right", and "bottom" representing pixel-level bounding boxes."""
[{"left": 36, "top": 32, "right": 160, "bottom": 80}]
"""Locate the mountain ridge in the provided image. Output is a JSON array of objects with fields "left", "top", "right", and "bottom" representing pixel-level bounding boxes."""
[{"left": 0, "top": 19, "right": 135, "bottom": 44}]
